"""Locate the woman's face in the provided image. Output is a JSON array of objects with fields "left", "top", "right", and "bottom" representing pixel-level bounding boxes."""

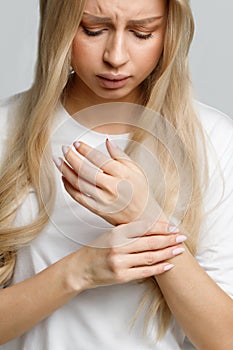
[{"left": 71, "top": 0, "right": 167, "bottom": 104}]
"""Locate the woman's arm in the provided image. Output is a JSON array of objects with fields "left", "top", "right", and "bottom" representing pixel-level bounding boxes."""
[
  {"left": 59, "top": 138, "right": 233, "bottom": 349},
  {"left": 156, "top": 249, "right": 233, "bottom": 350},
  {"left": 0, "top": 221, "right": 184, "bottom": 345},
  {"left": 156, "top": 114, "right": 233, "bottom": 350},
  {"left": 0, "top": 252, "right": 84, "bottom": 344}
]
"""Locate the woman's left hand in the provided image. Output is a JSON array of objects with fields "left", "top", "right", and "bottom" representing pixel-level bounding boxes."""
[{"left": 55, "top": 139, "right": 165, "bottom": 226}]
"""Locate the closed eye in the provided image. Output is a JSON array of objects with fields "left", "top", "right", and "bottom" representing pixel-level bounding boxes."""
[
  {"left": 82, "top": 27, "right": 106, "bottom": 36},
  {"left": 82, "top": 27, "right": 153, "bottom": 40},
  {"left": 131, "top": 31, "right": 153, "bottom": 40}
]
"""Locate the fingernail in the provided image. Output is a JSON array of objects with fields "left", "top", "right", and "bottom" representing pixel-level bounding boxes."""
[
  {"left": 168, "top": 225, "right": 180, "bottom": 233},
  {"left": 164, "top": 264, "right": 174, "bottom": 272},
  {"left": 173, "top": 247, "right": 185, "bottom": 256},
  {"left": 176, "top": 235, "right": 187, "bottom": 243},
  {"left": 53, "top": 156, "right": 62, "bottom": 168},
  {"left": 62, "top": 145, "right": 70, "bottom": 156},
  {"left": 107, "top": 137, "right": 118, "bottom": 148},
  {"left": 73, "top": 141, "right": 81, "bottom": 149}
]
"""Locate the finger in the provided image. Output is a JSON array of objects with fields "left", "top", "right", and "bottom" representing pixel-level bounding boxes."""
[
  {"left": 72, "top": 176, "right": 100, "bottom": 200},
  {"left": 93, "top": 221, "right": 151, "bottom": 248},
  {"left": 62, "top": 176, "right": 97, "bottom": 210},
  {"left": 125, "top": 245, "right": 185, "bottom": 268},
  {"left": 106, "top": 138, "right": 142, "bottom": 172},
  {"left": 119, "top": 263, "right": 175, "bottom": 283},
  {"left": 112, "top": 220, "right": 151, "bottom": 238},
  {"left": 109, "top": 220, "right": 181, "bottom": 247},
  {"left": 62, "top": 176, "right": 115, "bottom": 218},
  {"left": 62, "top": 146, "right": 110, "bottom": 188},
  {"left": 143, "top": 221, "right": 181, "bottom": 236},
  {"left": 73, "top": 141, "right": 123, "bottom": 177},
  {"left": 120, "top": 233, "right": 187, "bottom": 253},
  {"left": 119, "top": 220, "right": 180, "bottom": 239},
  {"left": 60, "top": 158, "right": 98, "bottom": 195}
]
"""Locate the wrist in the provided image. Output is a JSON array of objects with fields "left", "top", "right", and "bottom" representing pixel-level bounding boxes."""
[{"left": 61, "top": 248, "right": 90, "bottom": 295}]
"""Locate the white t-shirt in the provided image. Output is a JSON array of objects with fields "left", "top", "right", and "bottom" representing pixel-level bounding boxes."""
[{"left": 0, "top": 95, "right": 233, "bottom": 350}]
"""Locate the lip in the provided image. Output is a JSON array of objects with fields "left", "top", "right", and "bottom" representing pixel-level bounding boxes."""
[
  {"left": 96, "top": 74, "right": 131, "bottom": 89},
  {"left": 98, "top": 73, "right": 130, "bottom": 81}
]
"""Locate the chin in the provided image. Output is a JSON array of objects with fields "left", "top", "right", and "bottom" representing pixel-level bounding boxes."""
[{"left": 96, "top": 89, "right": 136, "bottom": 102}]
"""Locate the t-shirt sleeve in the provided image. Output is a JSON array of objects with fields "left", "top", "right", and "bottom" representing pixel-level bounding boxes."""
[
  {"left": 195, "top": 104, "right": 233, "bottom": 298},
  {"left": 0, "top": 95, "right": 39, "bottom": 227},
  {"left": 0, "top": 98, "right": 10, "bottom": 165},
  {"left": 0, "top": 95, "right": 21, "bottom": 164}
]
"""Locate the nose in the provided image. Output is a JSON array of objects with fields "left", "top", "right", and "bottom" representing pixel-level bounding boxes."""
[{"left": 103, "top": 32, "right": 129, "bottom": 68}]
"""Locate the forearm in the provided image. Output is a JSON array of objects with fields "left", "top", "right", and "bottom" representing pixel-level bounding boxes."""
[
  {"left": 0, "top": 250, "right": 85, "bottom": 345},
  {"left": 156, "top": 248, "right": 233, "bottom": 350}
]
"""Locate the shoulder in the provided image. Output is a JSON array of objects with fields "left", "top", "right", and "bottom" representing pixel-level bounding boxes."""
[
  {"left": 0, "top": 94, "right": 22, "bottom": 131},
  {"left": 194, "top": 102, "right": 233, "bottom": 175},
  {"left": 194, "top": 101, "right": 233, "bottom": 151},
  {"left": 0, "top": 94, "right": 21, "bottom": 111},
  {"left": 0, "top": 94, "right": 22, "bottom": 163},
  {"left": 194, "top": 104, "right": 233, "bottom": 298}
]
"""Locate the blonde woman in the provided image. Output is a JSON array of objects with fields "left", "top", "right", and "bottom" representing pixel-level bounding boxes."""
[{"left": 0, "top": 0, "right": 233, "bottom": 349}]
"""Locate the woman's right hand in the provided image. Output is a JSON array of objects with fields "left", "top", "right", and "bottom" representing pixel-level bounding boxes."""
[{"left": 68, "top": 220, "right": 187, "bottom": 291}]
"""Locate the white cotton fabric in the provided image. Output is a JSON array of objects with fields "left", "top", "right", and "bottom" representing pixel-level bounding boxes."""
[{"left": 0, "top": 95, "right": 233, "bottom": 350}]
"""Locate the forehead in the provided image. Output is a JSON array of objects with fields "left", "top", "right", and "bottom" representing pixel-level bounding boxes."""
[{"left": 83, "top": 0, "right": 167, "bottom": 19}]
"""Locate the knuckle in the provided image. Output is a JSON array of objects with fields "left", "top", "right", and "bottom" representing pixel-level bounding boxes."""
[
  {"left": 155, "top": 265, "right": 166, "bottom": 275},
  {"left": 107, "top": 251, "right": 121, "bottom": 272},
  {"left": 107, "top": 250, "right": 126, "bottom": 283},
  {"left": 73, "top": 177, "right": 80, "bottom": 190},
  {"left": 149, "top": 220, "right": 169, "bottom": 234},
  {"left": 159, "top": 221, "right": 170, "bottom": 233},
  {"left": 142, "top": 267, "right": 153, "bottom": 278},
  {"left": 113, "top": 269, "right": 125, "bottom": 283},
  {"left": 73, "top": 191, "right": 81, "bottom": 202},
  {"left": 145, "top": 253, "right": 155, "bottom": 266},
  {"left": 114, "top": 164, "right": 126, "bottom": 178},
  {"left": 147, "top": 236, "right": 156, "bottom": 251},
  {"left": 102, "top": 158, "right": 114, "bottom": 171},
  {"left": 94, "top": 152, "right": 104, "bottom": 164},
  {"left": 105, "top": 181, "right": 118, "bottom": 197},
  {"left": 115, "top": 271, "right": 128, "bottom": 283}
]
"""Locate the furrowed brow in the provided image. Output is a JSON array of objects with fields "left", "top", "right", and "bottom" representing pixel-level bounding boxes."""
[
  {"left": 82, "top": 13, "right": 164, "bottom": 26},
  {"left": 127, "top": 16, "right": 164, "bottom": 26},
  {"left": 82, "top": 13, "right": 112, "bottom": 24}
]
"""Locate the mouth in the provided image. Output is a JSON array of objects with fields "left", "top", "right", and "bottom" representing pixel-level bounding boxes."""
[
  {"left": 96, "top": 74, "right": 130, "bottom": 89},
  {"left": 97, "top": 74, "right": 130, "bottom": 81}
]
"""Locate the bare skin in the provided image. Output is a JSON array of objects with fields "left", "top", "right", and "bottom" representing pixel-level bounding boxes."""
[
  {"left": 0, "top": 220, "right": 185, "bottom": 344},
  {"left": 1, "top": 0, "right": 233, "bottom": 348},
  {"left": 59, "top": 139, "right": 233, "bottom": 350},
  {"left": 0, "top": 0, "right": 174, "bottom": 344}
]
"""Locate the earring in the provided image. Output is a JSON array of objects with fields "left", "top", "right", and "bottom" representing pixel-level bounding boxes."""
[{"left": 69, "top": 66, "right": 75, "bottom": 75}]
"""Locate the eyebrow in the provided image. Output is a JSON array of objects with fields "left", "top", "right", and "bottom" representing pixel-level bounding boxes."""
[{"left": 82, "top": 13, "right": 164, "bottom": 26}]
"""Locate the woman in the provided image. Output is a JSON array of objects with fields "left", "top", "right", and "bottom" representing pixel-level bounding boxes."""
[{"left": 0, "top": 0, "right": 233, "bottom": 349}]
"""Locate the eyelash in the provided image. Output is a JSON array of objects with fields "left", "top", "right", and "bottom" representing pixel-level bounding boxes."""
[
  {"left": 82, "top": 28, "right": 104, "bottom": 36},
  {"left": 82, "top": 27, "right": 153, "bottom": 40},
  {"left": 132, "top": 31, "right": 153, "bottom": 40}
]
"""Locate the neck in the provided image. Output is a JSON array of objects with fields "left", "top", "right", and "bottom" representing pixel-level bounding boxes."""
[{"left": 62, "top": 74, "right": 142, "bottom": 135}]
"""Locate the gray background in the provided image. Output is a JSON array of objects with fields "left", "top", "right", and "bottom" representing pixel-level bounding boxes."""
[{"left": 0, "top": 0, "right": 232, "bottom": 117}]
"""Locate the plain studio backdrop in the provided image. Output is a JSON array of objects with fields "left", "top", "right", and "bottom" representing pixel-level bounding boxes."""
[{"left": 0, "top": 0, "right": 232, "bottom": 118}]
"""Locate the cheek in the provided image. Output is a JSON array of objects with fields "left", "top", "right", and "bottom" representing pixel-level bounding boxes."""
[
  {"left": 71, "top": 39, "right": 99, "bottom": 69},
  {"left": 71, "top": 42, "right": 83, "bottom": 68},
  {"left": 137, "top": 43, "right": 163, "bottom": 75},
  {"left": 149, "top": 34, "right": 164, "bottom": 64}
]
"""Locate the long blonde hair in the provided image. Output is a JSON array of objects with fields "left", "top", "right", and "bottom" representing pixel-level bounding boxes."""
[{"left": 0, "top": 0, "right": 208, "bottom": 340}]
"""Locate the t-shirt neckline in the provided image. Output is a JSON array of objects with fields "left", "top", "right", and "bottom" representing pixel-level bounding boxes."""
[{"left": 58, "top": 100, "right": 131, "bottom": 139}]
